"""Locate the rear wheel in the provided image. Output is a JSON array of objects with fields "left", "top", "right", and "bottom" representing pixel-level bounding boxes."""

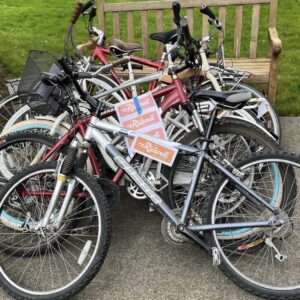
[
  {"left": 204, "top": 152, "right": 300, "bottom": 298},
  {"left": 161, "top": 118, "right": 280, "bottom": 216},
  {"left": 0, "top": 131, "right": 58, "bottom": 187},
  {"left": 0, "top": 93, "right": 38, "bottom": 133}
]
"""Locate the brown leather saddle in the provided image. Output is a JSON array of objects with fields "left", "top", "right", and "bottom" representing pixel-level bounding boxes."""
[{"left": 109, "top": 38, "right": 143, "bottom": 56}]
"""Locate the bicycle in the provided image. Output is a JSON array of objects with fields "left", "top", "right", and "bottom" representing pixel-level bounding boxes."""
[
  {"left": 0, "top": 44, "right": 298, "bottom": 298},
  {"left": 0, "top": 1, "right": 280, "bottom": 143}
]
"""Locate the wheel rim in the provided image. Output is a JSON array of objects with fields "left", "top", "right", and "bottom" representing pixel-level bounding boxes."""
[
  {"left": 211, "top": 158, "right": 300, "bottom": 290},
  {"left": 0, "top": 167, "right": 103, "bottom": 296}
]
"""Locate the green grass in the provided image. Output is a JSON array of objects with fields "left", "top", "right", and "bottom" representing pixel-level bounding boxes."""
[{"left": 0, "top": 0, "right": 299, "bottom": 115}]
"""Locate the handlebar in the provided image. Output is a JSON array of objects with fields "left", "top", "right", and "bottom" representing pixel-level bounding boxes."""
[
  {"left": 58, "top": 56, "right": 74, "bottom": 76},
  {"left": 71, "top": 1, "right": 84, "bottom": 24},
  {"left": 81, "top": 0, "right": 95, "bottom": 13},
  {"left": 200, "top": 5, "right": 216, "bottom": 20},
  {"left": 180, "top": 18, "right": 195, "bottom": 62},
  {"left": 180, "top": 18, "right": 192, "bottom": 44},
  {"left": 199, "top": 5, "right": 223, "bottom": 31},
  {"left": 71, "top": 0, "right": 95, "bottom": 25},
  {"left": 172, "top": 2, "right": 181, "bottom": 26}
]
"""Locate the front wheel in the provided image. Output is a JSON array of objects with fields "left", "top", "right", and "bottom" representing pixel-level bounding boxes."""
[
  {"left": 0, "top": 161, "right": 111, "bottom": 300},
  {"left": 204, "top": 152, "right": 300, "bottom": 298}
]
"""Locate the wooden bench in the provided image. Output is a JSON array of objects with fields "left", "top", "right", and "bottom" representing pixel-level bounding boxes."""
[{"left": 97, "top": 0, "right": 282, "bottom": 104}]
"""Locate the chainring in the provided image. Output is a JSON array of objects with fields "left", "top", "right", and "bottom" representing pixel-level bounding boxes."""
[{"left": 161, "top": 209, "right": 190, "bottom": 248}]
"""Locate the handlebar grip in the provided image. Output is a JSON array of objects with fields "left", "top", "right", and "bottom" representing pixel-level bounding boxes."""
[
  {"left": 200, "top": 5, "right": 216, "bottom": 20},
  {"left": 180, "top": 18, "right": 192, "bottom": 44},
  {"left": 71, "top": 0, "right": 84, "bottom": 24},
  {"left": 81, "top": 0, "right": 95, "bottom": 13},
  {"left": 57, "top": 56, "right": 73, "bottom": 76},
  {"left": 172, "top": 1, "right": 181, "bottom": 26},
  {"left": 112, "top": 57, "right": 130, "bottom": 67}
]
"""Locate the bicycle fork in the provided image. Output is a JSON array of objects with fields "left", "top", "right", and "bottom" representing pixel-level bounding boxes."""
[{"left": 37, "top": 140, "right": 80, "bottom": 230}]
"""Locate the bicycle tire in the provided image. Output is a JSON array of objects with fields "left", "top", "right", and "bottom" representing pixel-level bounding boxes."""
[
  {"left": 0, "top": 131, "right": 59, "bottom": 187},
  {"left": 0, "top": 161, "right": 111, "bottom": 300},
  {"left": 0, "top": 74, "right": 126, "bottom": 135},
  {"left": 0, "top": 93, "right": 39, "bottom": 133},
  {"left": 161, "top": 118, "right": 280, "bottom": 211},
  {"left": 203, "top": 152, "right": 300, "bottom": 298}
]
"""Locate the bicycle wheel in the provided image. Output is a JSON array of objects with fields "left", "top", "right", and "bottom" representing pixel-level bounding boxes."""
[
  {"left": 161, "top": 118, "right": 280, "bottom": 218},
  {"left": 0, "top": 131, "right": 58, "bottom": 187},
  {"left": 0, "top": 74, "right": 125, "bottom": 135},
  {"left": 0, "top": 161, "right": 111, "bottom": 300},
  {"left": 201, "top": 79, "right": 281, "bottom": 141},
  {"left": 0, "top": 93, "right": 39, "bottom": 133},
  {"left": 204, "top": 152, "right": 300, "bottom": 298}
]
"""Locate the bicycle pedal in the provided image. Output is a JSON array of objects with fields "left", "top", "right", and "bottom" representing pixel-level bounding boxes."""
[{"left": 212, "top": 247, "right": 221, "bottom": 266}]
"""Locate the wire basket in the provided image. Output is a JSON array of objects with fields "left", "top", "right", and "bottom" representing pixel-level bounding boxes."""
[
  {"left": 18, "top": 50, "right": 60, "bottom": 94},
  {"left": 17, "top": 50, "right": 69, "bottom": 115}
]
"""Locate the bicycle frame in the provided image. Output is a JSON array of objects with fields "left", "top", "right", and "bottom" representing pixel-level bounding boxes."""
[
  {"left": 37, "top": 75, "right": 191, "bottom": 184},
  {"left": 77, "top": 107, "right": 282, "bottom": 253},
  {"left": 91, "top": 46, "right": 164, "bottom": 99}
]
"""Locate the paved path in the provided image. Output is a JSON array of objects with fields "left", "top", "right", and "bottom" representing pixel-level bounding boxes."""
[{"left": 0, "top": 117, "right": 299, "bottom": 300}]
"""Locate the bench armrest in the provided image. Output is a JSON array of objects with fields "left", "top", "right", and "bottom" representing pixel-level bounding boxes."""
[{"left": 268, "top": 27, "right": 282, "bottom": 56}]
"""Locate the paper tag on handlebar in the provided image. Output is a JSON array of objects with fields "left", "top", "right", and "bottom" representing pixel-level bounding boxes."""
[
  {"left": 132, "top": 134, "right": 178, "bottom": 167},
  {"left": 115, "top": 92, "right": 168, "bottom": 157},
  {"left": 257, "top": 99, "right": 269, "bottom": 118}
]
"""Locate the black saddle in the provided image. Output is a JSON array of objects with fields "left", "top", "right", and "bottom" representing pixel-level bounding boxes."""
[
  {"left": 109, "top": 38, "right": 143, "bottom": 56},
  {"left": 149, "top": 29, "right": 178, "bottom": 44},
  {"left": 191, "top": 90, "right": 252, "bottom": 109}
]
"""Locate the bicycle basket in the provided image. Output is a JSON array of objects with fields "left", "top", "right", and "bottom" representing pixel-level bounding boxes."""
[
  {"left": 17, "top": 50, "right": 69, "bottom": 116},
  {"left": 18, "top": 50, "right": 61, "bottom": 94}
]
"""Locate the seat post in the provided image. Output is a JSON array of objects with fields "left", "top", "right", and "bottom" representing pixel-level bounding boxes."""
[
  {"left": 205, "top": 107, "right": 218, "bottom": 140},
  {"left": 126, "top": 56, "right": 138, "bottom": 97}
]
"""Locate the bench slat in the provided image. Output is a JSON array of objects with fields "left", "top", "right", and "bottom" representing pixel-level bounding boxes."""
[
  {"left": 269, "top": 0, "right": 278, "bottom": 27},
  {"left": 114, "top": 58, "right": 270, "bottom": 84},
  {"left": 104, "top": 0, "right": 271, "bottom": 12},
  {"left": 234, "top": 6, "right": 243, "bottom": 58},
  {"left": 218, "top": 6, "right": 226, "bottom": 45},
  {"left": 127, "top": 12, "right": 134, "bottom": 43},
  {"left": 250, "top": 4, "right": 260, "bottom": 59},
  {"left": 202, "top": 14, "right": 209, "bottom": 38},
  {"left": 112, "top": 12, "right": 120, "bottom": 39},
  {"left": 187, "top": 9, "right": 194, "bottom": 36},
  {"left": 98, "top": 0, "right": 105, "bottom": 31},
  {"left": 156, "top": 10, "right": 164, "bottom": 58},
  {"left": 141, "top": 11, "right": 149, "bottom": 58}
]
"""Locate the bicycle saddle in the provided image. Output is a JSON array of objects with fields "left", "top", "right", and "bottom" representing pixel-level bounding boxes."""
[
  {"left": 149, "top": 29, "right": 178, "bottom": 44},
  {"left": 191, "top": 90, "right": 252, "bottom": 109},
  {"left": 109, "top": 39, "right": 143, "bottom": 56}
]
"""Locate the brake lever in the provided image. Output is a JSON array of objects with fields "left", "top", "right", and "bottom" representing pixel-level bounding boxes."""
[{"left": 208, "top": 18, "right": 223, "bottom": 30}]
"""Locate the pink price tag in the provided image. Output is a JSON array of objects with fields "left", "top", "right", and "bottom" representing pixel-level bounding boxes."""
[
  {"left": 114, "top": 92, "right": 168, "bottom": 157},
  {"left": 132, "top": 134, "right": 178, "bottom": 167}
]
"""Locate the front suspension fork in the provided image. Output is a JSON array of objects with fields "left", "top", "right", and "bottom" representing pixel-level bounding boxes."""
[{"left": 38, "top": 140, "right": 80, "bottom": 230}]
